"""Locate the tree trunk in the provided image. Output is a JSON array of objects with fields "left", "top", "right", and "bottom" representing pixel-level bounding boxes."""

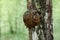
[{"left": 27, "top": 0, "right": 53, "bottom": 40}]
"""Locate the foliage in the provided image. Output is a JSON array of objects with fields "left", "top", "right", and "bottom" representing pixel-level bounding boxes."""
[{"left": 53, "top": 0, "right": 60, "bottom": 40}]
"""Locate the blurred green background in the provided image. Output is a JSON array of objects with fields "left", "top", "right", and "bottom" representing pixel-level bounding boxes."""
[{"left": 0, "top": 0, "right": 60, "bottom": 40}]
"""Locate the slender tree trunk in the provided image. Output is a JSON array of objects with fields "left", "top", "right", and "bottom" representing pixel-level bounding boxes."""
[{"left": 29, "top": 28, "right": 32, "bottom": 40}]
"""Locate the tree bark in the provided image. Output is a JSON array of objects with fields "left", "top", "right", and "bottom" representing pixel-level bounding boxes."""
[{"left": 27, "top": 0, "right": 53, "bottom": 40}]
